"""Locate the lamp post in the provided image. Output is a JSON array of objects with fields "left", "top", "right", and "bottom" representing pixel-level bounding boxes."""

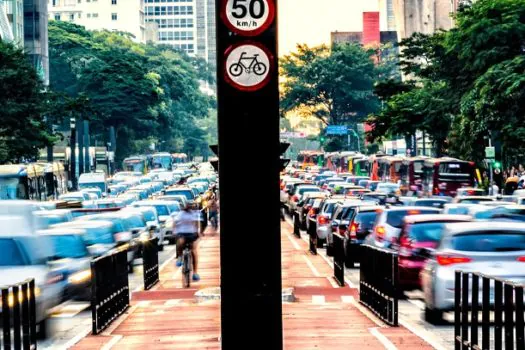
[{"left": 70, "top": 117, "right": 77, "bottom": 190}]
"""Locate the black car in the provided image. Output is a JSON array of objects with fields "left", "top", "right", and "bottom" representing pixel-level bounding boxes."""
[{"left": 343, "top": 206, "right": 383, "bottom": 268}]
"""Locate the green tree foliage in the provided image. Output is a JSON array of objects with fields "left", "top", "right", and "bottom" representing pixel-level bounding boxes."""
[
  {"left": 48, "top": 21, "right": 215, "bottom": 163},
  {"left": 369, "top": 0, "right": 525, "bottom": 162},
  {"left": 0, "top": 41, "right": 55, "bottom": 163}
]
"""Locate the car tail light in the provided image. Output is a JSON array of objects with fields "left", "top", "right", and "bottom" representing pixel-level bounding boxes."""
[
  {"left": 317, "top": 216, "right": 328, "bottom": 225},
  {"left": 308, "top": 208, "right": 316, "bottom": 216},
  {"left": 375, "top": 226, "right": 386, "bottom": 240},
  {"left": 349, "top": 222, "right": 358, "bottom": 239},
  {"left": 517, "top": 256, "right": 525, "bottom": 262},
  {"left": 292, "top": 195, "right": 299, "bottom": 202},
  {"left": 436, "top": 254, "right": 472, "bottom": 266}
]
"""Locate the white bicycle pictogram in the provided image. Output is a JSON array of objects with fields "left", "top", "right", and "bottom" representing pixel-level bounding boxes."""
[{"left": 228, "top": 52, "right": 268, "bottom": 77}]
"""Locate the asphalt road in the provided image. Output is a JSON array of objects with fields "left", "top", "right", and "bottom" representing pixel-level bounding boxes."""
[{"left": 39, "top": 242, "right": 178, "bottom": 350}]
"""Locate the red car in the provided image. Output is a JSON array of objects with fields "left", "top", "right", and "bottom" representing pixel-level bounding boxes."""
[{"left": 392, "top": 214, "right": 472, "bottom": 292}]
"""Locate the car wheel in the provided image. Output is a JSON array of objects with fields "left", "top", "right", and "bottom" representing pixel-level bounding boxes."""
[
  {"left": 37, "top": 318, "right": 48, "bottom": 340},
  {"left": 424, "top": 306, "right": 444, "bottom": 325}
]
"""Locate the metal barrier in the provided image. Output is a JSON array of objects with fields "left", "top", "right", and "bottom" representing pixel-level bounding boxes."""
[
  {"left": 1, "top": 279, "right": 37, "bottom": 350},
  {"left": 333, "top": 233, "right": 345, "bottom": 287},
  {"left": 293, "top": 212, "right": 301, "bottom": 238},
  {"left": 307, "top": 221, "right": 317, "bottom": 255},
  {"left": 454, "top": 271, "right": 525, "bottom": 350},
  {"left": 359, "top": 245, "right": 399, "bottom": 326},
  {"left": 91, "top": 248, "right": 130, "bottom": 335},
  {"left": 143, "top": 238, "right": 160, "bottom": 291}
]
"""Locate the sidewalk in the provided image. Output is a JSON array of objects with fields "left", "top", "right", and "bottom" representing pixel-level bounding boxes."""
[{"left": 71, "top": 225, "right": 436, "bottom": 349}]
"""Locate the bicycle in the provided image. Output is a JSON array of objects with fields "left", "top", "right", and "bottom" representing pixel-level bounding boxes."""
[
  {"left": 229, "top": 52, "right": 267, "bottom": 77},
  {"left": 182, "top": 241, "right": 193, "bottom": 288}
]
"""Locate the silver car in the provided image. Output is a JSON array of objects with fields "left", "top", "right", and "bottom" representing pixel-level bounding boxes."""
[
  {"left": 421, "top": 222, "right": 525, "bottom": 324},
  {"left": 316, "top": 198, "right": 343, "bottom": 244}
]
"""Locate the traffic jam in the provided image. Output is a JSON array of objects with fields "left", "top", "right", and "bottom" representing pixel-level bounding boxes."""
[
  {"left": 0, "top": 153, "right": 217, "bottom": 342},
  {"left": 281, "top": 151, "right": 525, "bottom": 331}
]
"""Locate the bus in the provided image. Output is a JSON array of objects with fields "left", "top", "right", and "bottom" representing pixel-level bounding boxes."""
[
  {"left": 368, "top": 153, "right": 388, "bottom": 181},
  {"left": 422, "top": 157, "right": 477, "bottom": 197},
  {"left": 172, "top": 153, "right": 188, "bottom": 164},
  {"left": 377, "top": 156, "right": 404, "bottom": 183},
  {"left": 352, "top": 157, "right": 370, "bottom": 177},
  {"left": 0, "top": 162, "right": 67, "bottom": 201},
  {"left": 123, "top": 156, "right": 148, "bottom": 174},
  {"left": 297, "top": 151, "right": 324, "bottom": 169},
  {"left": 399, "top": 156, "right": 428, "bottom": 195},
  {"left": 150, "top": 152, "right": 173, "bottom": 171}
]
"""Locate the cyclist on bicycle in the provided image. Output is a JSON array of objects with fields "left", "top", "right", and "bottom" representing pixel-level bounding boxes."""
[{"left": 174, "top": 202, "right": 201, "bottom": 281}]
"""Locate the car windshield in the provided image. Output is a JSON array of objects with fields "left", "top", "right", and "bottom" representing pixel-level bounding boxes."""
[
  {"left": 166, "top": 190, "right": 194, "bottom": 200},
  {"left": 125, "top": 215, "right": 146, "bottom": 228},
  {"left": 354, "top": 212, "right": 378, "bottom": 230},
  {"left": 408, "top": 222, "right": 447, "bottom": 243},
  {"left": 322, "top": 202, "right": 337, "bottom": 214},
  {"left": 451, "top": 232, "right": 525, "bottom": 252},
  {"left": 341, "top": 207, "right": 355, "bottom": 220},
  {"left": 83, "top": 227, "right": 115, "bottom": 245},
  {"left": 298, "top": 188, "right": 320, "bottom": 195},
  {"left": 386, "top": 209, "right": 440, "bottom": 228},
  {"left": 50, "top": 235, "right": 89, "bottom": 259},
  {"left": 460, "top": 198, "right": 492, "bottom": 204},
  {"left": 0, "top": 239, "right": 26, "bottom": 265},
  {"left": 152, "top": 205, "right": 169, "bottom": 216}
]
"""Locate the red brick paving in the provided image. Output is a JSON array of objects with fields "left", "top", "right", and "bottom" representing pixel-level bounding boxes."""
[{"left": 72, "top": 225, "right": 435, "bottom": 349}]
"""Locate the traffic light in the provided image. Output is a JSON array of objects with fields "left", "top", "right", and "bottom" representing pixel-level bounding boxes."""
[
  {"left": 493, "top": 161, "right": 501, "bottom": 169},
  {"left": 319, "top": 135, "right": 326, "bottom": 143}
]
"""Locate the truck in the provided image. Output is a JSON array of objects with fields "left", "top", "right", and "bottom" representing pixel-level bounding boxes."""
[{"left": 78, "top": 172, "right": 108, "bottom": 195}]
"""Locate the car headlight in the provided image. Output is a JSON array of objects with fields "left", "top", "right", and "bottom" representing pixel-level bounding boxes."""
[
  {"left": 0, "top": 287, "right": 41, "bottom": 308},
  {"left": 68, "top": 270, "right": 92, "bottom": 284}
]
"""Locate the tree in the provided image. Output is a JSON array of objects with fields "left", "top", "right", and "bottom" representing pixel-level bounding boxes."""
[
  {"left": 280, "top": 43, "right": 384, "bottom": 126},
  {"left": 0, "top": 41, "right": 55, "bottom": 163}
]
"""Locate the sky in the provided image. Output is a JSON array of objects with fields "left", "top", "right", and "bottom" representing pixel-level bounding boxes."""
[{"left": 277, "top": 0, "right": 381, "bottom": 56}]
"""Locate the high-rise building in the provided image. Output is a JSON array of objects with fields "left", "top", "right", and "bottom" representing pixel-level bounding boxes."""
[
  {"left": 379, "top": 0, "right": 396, "bottom": 32},
  {"left": 48, "top": 0, "right": 146, "bottom": 43},
  {"left": 25, "top": 0, "right": 49, "bottom": 85},
  {"left": 0, "top": 0, "right": 24, "bottom": 44}
]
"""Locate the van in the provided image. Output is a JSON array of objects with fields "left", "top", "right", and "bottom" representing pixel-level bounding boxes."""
[{"left": 78, "top": 172, "right": 107, "bottom": 195}]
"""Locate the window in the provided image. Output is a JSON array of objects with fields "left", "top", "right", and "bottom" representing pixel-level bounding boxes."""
[
  {"left": 111, "top": 13, "right": 117, "bottom": 20},
  {"left": 92, "top": 13, "right": 98, "bottom": 17},
  {"left": 78, "top": 0, "right": 81, "bottom": 3},
  {"left": 112, "top": 0, "right": 116, "bottom": 3},
  {"left": 54, "top": 13, "right": 61, "bottom": 20},
  {"left": 52, "top": 0, "right": 57, "bottom": 6},
  {"left": 87, "top": 13, "right": 91, "bottom": 18},
  {"left": 69, "top": 13, "right": 75, "bottom": 20}
]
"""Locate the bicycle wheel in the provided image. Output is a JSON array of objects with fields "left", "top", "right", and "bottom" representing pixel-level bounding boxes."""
[
  {"left": 253, "top": 62, "right": 267, "bottom": 76},
  {"left": 229, "top": 63, "right": 243, "bottom": 77},
  {"left": 182, "top": 250, "right": 191, "bottom": 288}
]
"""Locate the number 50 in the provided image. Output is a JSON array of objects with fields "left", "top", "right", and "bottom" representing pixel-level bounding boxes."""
[{"left": 232, "top": 0, "right": 265, "bottom": 20}]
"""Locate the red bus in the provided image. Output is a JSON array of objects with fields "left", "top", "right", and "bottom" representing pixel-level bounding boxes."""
[
  {"left": 377, "top": 156, "right": 404, "bottom": 183},
  {"left": 399, "top": 156, "right": 428, "bottom": 195},
  {"left": 297, "top": 151, "right": 324, "bottom": 169},
  {"left": 422, "top": 157, "right": 477, "bottom": 196}
]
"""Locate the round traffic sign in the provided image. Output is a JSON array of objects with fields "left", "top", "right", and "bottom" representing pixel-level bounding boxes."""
[
  {"left": 224, "top": 42, "right": 273, "bottom": 91},
  {"left": 221, "top": 0, "right": 275, "bottom": 36}
]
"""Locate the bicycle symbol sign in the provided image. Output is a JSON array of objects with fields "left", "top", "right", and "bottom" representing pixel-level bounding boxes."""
[
  {"left": 225, "top": 43, "right": 272, "bottom": 91},
  {"left": 222, "top": 0, "right": 275, "bottom": 36}
]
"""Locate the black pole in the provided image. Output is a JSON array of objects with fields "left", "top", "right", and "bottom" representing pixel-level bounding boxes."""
[
  {"left": 70, "top": 118, "right": 77, "bottom": 190},
  {"left": 84, "top": 120, "right": 90, "bottom": 172},
  {"left": 216, "top": 0, "right": 283, "bottom": 348},
  {"left": 78, "top": 119, "right": 84, "bottom": 177},
  {"left": 110, "top": 126, "right": 116, "bottom": 174}
]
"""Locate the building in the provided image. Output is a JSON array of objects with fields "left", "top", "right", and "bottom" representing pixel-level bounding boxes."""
[
  {"left": 379, "top": 0, "right": 396, "bottom": 31},
  {"left": 0, "top": 0, "right": 24, "bottom": 44},
  {"left": 48, "top": 0, "right": 146, "bottom": 43},
  {"left": 392, "top": 0, "right": 459, "bottom": 40},
  {"left": 25, "top": 0, "right": 49, "bottom": 85}
]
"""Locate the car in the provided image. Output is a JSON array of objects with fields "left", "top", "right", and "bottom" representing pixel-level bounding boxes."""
[
  {"left": 288, "top": 185, "right": 321, "bottom": 213},
  {"left": 33, "top": 209, "right": 73, "bottom": 229},
  {"left": 421, "top": 222, "right": 525, "bottom": 324},
  {"left": 327, "top": 200, "right": 377, "bottom": 256},
  {"left": 366, "top": 207, "right": 443, "bottom": 249},
  {"left": 121, "top": 206, "right": 164, "bottom": 248},
  {"left": 472, "top": 204, "right": 525, "bottom": 221},
  {"left": 343, "top": 205, "right": 384, "bottom": 268},
  {"left": 375, "top": 183, "right": 401, "bottom": 196},
  {"left": 37, "top": 228, "right": 93, "bottom": 301},
  {"left": 320, "top": 177, "right": 345, "bottom": 190},
  {"left": 126, "top": 188, "right": 149, "bottom": 201},
  {"left": 59, "top": 191, "right": 91, "bottom": 202},
  {"left": 454, "top": 196, "right": 496, "bottom": 204},
  {"left": 163, "top": 187, "right": 196, "bottom": 204},
  {"left": 305, "top": 197, "right": 325, "bottom": 233},
  {"left": 0, "top": 232, "right": 64, "bottom": 338},
  {"left": 391, "top": 214, "right": 472, "bottom": 292},
  {"left": 131, "top": 200, "right": 179, "bottom": 245},
  {"left": 80, "top": 187, "right": 103, "bottom": 199},
  {"left": 400, "top": 198, "right": 450, "bottom": 209},
  {"left": 296, "top": 192, "right": 327, "bottom": 230},
  {"left": 456, "top": 187, "right": 486, "bottom": 197},
  {"left": 315, "top": 198, "right": 344, "bottom": 246},
  {"left": 156, "top": 194, "right": 188, "bottom": 208},
  {"left": 360, "top": 192, "right": 388, "bottom": 205},
  {"left": 345, "top": 176, "right": 370, "bottom": 185},
  {"left": 94, "top": 198, "right": 124, "bottom": 209}
]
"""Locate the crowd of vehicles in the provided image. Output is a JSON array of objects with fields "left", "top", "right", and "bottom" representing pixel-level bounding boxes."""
[
  {"left": 0, "top": 159, "right": 217, "bottom": 339},
  {"left": 282, "top": 161, "right": 525, "bottom": 324}
]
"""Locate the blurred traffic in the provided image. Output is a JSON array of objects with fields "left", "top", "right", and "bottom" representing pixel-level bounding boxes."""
[
  {"left": 0, "top": 154, "right": 218, "bottom": 340},
  {"left": 283, "top": 151, "right": 525, "bottom": 325}
]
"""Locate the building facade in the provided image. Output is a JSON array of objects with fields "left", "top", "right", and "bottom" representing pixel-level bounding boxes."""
[
  {"left": 48, "top": 0, "right": 146, "bottom": 43},
  {"left": 25, "top": 0, "right": 49, "bottom": 85},
  {"left": 0, "top": 0, "right": 24, "bottom": 44}
]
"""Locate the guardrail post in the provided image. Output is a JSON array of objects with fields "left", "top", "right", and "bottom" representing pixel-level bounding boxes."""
[
  {"left": 333, "top": 234, "right": 344, "bottom": 287},
  {"left": 471, "top": 274, "right": 479, "bottom": 347},
  {"left": 516, "top": 285, "right": 524, "bottom": 350},
  {"left": 308, "top": 223, "right": 317, "bottom": 255},
  {"left": 29, "top": 280, "right": 36, "bottom": 349},
  {"left": 21, "top": 283, "right": 29, "bottom": 350},
  {"left": 12, "top": 284, "right": 21, "bottom": 350},
  {"left": 392, "top": 253, "right": 398, "bottom": 326},
  {"left": 2, "top": 287, "right": 11, "bottom": 349},
  {"left": 455, "top": 271, "right": 461, "bottom": 350},
  {"left": 293, "top": 212, "right": 300, "bottom": 238},
  {"left": 461, "top": 272, "right": 469, "bottom": 350},
  {"left": 143, "top": 238, "right": 160, "bottom": 290},
  {"left": 495, "top": 279, "right": 503, "bottom": 350},
  {"left": 504, "top": 283, "right": 514, "bottom": 349},
  {"left": 482, "top": 276, "right": 490, "bottom": 350}
]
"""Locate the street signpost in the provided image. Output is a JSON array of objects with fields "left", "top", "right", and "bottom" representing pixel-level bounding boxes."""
[
  {"left": 485, "top": 146, "right": 495, "bottom": 159},
  {"left": 217, "top": 0, "right": 282, "bottom": 349}
]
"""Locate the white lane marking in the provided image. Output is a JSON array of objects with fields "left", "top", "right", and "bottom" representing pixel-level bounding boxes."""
[
  {"left": 398, "top": 319, "right": 448, "bottom": 350},
  {"left": 59, "top": 325, "right": 92, "bottom": 350},
  {"left": 369, "top": 327, "right": 398, "bottom": 350},
  {"left": 407, "top": 299, "right": 426, "bottom": 310},
  {"left": 327, "top": 276, "right": 340, "bottom": 289},
  {"left": 50, "top": 302, "right": 90, "bottom": 318},
  {"left": 347, "top": 296, "right": 386, "bottom": 328},
  {"left": 137, "top": 301, "right": 151, "bottom": 307},
  {"left": 164, "top": 299, "right": 182, "bottom": 306},
  {"left": 302, "top": 255, "right": 320, "bottom": 277},
  {"left": 312, "top": 295, "right": 325, "bottom": 304},
  {"left": 286, "top": 231, "right": 302, "bottom": 251},
  {"left": 341, "top": 296, "right": 353, "bottom": 303},
  {"left": 101, "top": 335, "right": 122, "bottom": 350}
]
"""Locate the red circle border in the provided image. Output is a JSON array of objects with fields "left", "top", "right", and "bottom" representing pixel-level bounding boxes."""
[
  {"left": 223, "top": 41, "right": 275, "bottom": 92},
  {"left": 220, "top": 0, "right": 276, "bottom": 37}
]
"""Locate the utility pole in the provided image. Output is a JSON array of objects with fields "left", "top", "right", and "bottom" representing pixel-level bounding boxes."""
[
  {"left": 69, "top": 117, "right": 77, "bottom": 190},
  {"left": 84, "top": 120, "right": 90, "bottom": 172}
]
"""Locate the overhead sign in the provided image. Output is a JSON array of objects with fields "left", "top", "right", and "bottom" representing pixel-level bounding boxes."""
[
  {"left": 325, "top": 125, "right": 348, "bottom": 135},
  {"left": 225, "top": 42, "right": 272, "bottom": 91},
  {"left": 222, "top": 0, "right": 275, "bottom": 36},
  {"left": 280, "top": 132, "right": 305, "bottom": 138},
  {"left": 485, "top": 146, "right": 495, "bottom": 159}
]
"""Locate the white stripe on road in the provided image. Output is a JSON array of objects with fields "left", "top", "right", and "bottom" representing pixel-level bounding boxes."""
[
  {"left": 101, "top": 335, "right": 122, "bottom": 350},
  {"left": 398, "top": 319, "right": 448, "bottom": 350},
  {"left": 327, "top": 276, "right": 339, "bottom": 289},
  {"left": 347, "top": 296, "right": 386, "bottom": 328},
  {"left": 312, "top": 295, "right": 325, "bottom": 304},
  {"left": 286, "top": 231, "right": 302, "bottom": 251},
  {"left": 302, "top": 255, "right": 320, "bottom": 277},
  {"left": 341, "top": 296, "right": 353, "bottom": 303},
  {"left": 369, "top": 327, "right": 398, "bottom": 350}
]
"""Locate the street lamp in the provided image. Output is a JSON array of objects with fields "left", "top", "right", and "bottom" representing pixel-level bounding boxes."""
[{"left": 70, "top": 117, "right": 77, "bottom": 190}]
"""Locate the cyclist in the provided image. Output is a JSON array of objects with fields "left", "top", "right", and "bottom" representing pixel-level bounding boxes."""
[{"left": 173, "top": 202, "right": 201, "bottom": 281}]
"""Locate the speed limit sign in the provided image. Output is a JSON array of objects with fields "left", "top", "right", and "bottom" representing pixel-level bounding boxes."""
[{"left": 221, "top": 0, "right": 275, "bottom": 36}]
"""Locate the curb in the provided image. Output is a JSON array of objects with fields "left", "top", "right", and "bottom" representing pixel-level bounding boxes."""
[{"left": 194, "top": 287, "right": 296, "bottom": 303}]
